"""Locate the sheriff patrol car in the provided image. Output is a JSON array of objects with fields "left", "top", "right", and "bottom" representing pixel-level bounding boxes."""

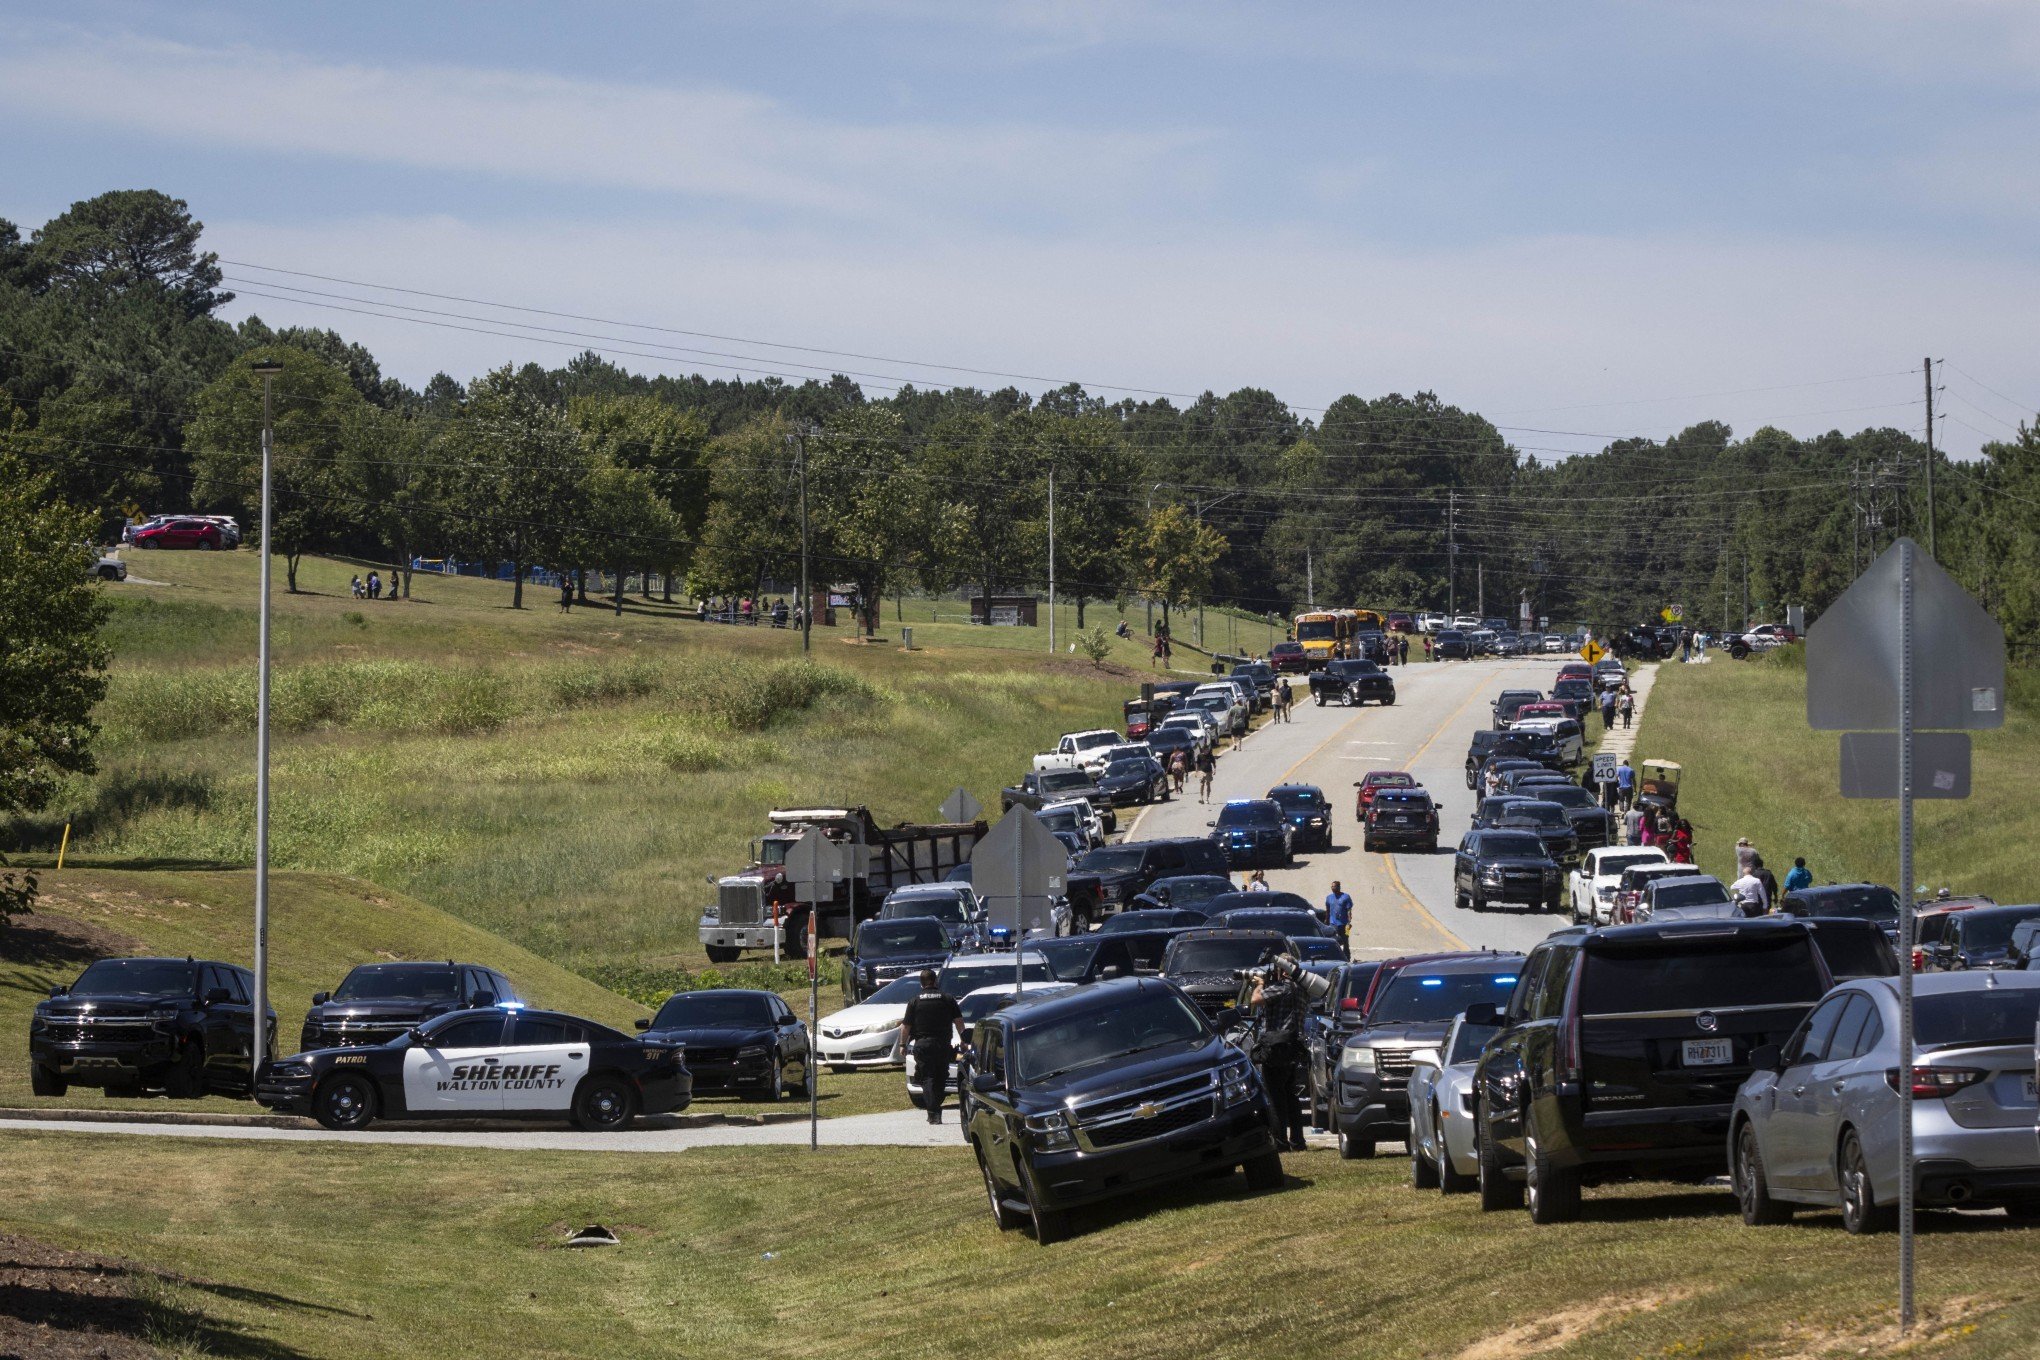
[{"left": 255, "top": 1006, "right": 690, "bottom": 1131}]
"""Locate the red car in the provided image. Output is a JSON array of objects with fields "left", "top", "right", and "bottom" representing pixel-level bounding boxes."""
[
  {"left": 1352, "top": 769, "right": 1417, "bottom": 818},
  {"left": 132, "top": 518, "right": 224, "bottom": 550},
  {"left": 1268, "top": 641, "right": 1311, "bottom": 674},
  {"left": 1385, "top": 612, "right": 1415, "bottom": 634}
]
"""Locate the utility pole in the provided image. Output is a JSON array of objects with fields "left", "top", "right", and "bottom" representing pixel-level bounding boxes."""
[
  {"left": 1143, "top": 482, "right": 1162, "bottom": 636},
  {"left": 795, "top": 429, "right": 811, "bottom": 655},
  {"left": 1046, "top": 465, "right": 1056, "bottom": 655},
  {"left": 248, "top": 358, "right": 284, "bottom": 1079},
  {"left": 1447, "top": 490, "right": 1458, "bottom": 618},
  {"left": 1923, "top": 356, "right": 1937, "bottom": 560},
  {"left": 1305, "top": 549, "right": 1314, "bottom": 609},
  {"left": 1476, "top": 560, "right": 1484, "bottom": 620}
]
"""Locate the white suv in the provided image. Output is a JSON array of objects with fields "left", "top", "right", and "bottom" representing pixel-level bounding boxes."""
[{"left": 1567, "top": 846, "right": 1671, "bottom": 925}]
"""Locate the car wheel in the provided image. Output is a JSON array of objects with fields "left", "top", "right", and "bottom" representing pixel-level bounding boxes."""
[
  {"left": 977, "top": 1141, "right": 1022, "bottom": 1231},
  {"left": 1734, "top": 1122, "right": 1794, "bottom": 1226},
  {"left": 1338, "top": 1129, "right": 1374, "bottom": 1160},
  {"left": 1438, "top": 1108, "right": 1478, "bottom": 1195},
  {"left": 1409, "top": 1134, "right": 1440, "bottom": 1189},
  {"left": 703, "top": 945, "right": 740, "bottom": 964},
  {"left": 30, "top": 1064, "right": 66, "bottom": 1098},
  {"left": 1470, "top": 893, "right": 1487, "bottom": 913},
  {"left": 1524, "top": 1133, "right": 1581, "bottom": 1223},
  {"left": 1309, "top": 1081, "right": 1329, "bottom": 1133},
  {"left": 1243, "top": 1151, "right": 1284, "bottom": 1192},
  {"left": 164, "top": 1041, "right": 207, "bottom": 1099},
  {"left": 759, "top": 1060, "right": 788, "bottom": 1102},
  {"left": 1454, "top": 888, "right": 1470, "bottom": 911},
  {"left": 1476, "top": 1102, "right": 1523, "bottom": 1211},
  {"left": 1018, "top": 1158, "right": 1068, "bottom": 1245},
  {"left": 572, "top": 1074, "right": 639, "bottom": 1132},
  {"left": 1839, "top": 1129, "right": 1891, "bottom": 1235},
  {"left": 197, "top": 540, "right": 216, "bottom": 550},
  {"left": 313, "top": 1073, "right": 378, "bottom": 1131}
]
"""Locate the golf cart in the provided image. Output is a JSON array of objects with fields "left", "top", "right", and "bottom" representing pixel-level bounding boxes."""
[{"left": 1636, "top": 759, "right": 1681, "bottom": 814}]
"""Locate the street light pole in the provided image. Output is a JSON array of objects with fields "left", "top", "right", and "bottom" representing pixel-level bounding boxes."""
[
  {"left": 249, "top": 358, "right": 285, "bottom": 1079},
  {"left": 1144, "top": 482, "right": 1164, "bottom": 635}
]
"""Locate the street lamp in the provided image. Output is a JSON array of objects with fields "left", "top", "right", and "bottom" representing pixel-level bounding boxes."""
[
  {"left": 1143, "top": 482, "right": 1165, "bottom": 635},
  {"left": 249, "top": 357, "right": 284, "bottom": 1079}
]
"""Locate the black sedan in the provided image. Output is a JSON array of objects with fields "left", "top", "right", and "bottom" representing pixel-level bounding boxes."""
[
  {"left": 641, "top": 988, "right": 811, "bottom": 1099},
  {"left": 1096, "top": 753, "right": 1171, "bottom": 806},
  {"left": 256, "top": 1006, "right": 689, "bottom": 1131},
  {"left": 1452, "top": 829, "right": 1562, "bottom": 912}
]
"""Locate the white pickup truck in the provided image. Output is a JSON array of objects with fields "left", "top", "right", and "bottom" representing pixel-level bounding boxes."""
[
  {"left": 1031, "top": 728, "right": 1124, "bottom": 775},
  {"left": 1567, "top": 845, "right": 1670, "bottom": 925}
]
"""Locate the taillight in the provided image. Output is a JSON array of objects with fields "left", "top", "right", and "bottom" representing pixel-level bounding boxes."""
[
  {"left": 1910, "top": 948, "right": 1925, "bottom": 973},
  {"left": 1885, "top": 1066, "right": 1985, "bottom": 1098},
  {"left": 1340, "top": 997, "right": 1361, "bottom": 1011}
]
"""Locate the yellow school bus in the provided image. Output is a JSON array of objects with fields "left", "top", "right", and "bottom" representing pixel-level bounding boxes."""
[
  {"left": 1293, "top": 609, "right": 1356, "bottom": 665},
  {"left": 1349, "top": 608, "right": 1384, "bottom": 635}
]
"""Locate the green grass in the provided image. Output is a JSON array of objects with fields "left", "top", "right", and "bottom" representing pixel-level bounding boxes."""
[
  {"left": 1631, "top": 650, "right": 2040, "bottom": 895},
  {"left": 3, "top": 868, "right": 910, "bottom": 1120},
  {"left": 9, "top": 551, "right": 1149, "bottom": 974},
  {"left": 6, "top": 1131, "right": 2040, "bottom": 1359}
]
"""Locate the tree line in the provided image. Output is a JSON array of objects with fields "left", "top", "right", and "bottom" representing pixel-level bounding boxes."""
[{"left": 5, "top": 189, "right": 2034, "bottom": 651}]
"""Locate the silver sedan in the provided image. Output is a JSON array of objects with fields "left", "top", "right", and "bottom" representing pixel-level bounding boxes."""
[
  {"left": 1406, "top": 1016, "right": 1498, "bottom": 1194},
  {"left": 1730, "top": 972, "right": 2040, "bottom": 1232}
]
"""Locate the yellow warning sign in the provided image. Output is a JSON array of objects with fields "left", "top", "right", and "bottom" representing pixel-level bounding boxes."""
[{"left": 1580, "top": 640, "right": 1607, "bottom": 664}]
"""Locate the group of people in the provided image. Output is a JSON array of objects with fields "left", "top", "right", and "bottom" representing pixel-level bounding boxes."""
[
  {"left": 1627, "top": 804, "right": 1696, "bottom": 862},
  {"left": 1727, "top": 838, "right": 1815, "bottom": 915},
  {"left": 697, "top": 596, "right": 799, "bottom": 629},
  {"left": 1598, "top": 682, "right": 1636, "bottom": 729},
  {"left": 1164, "top": 744, "right": 1218, "bottom": 801},
  {"left": 348, "top": 572, "right": 398, "bottom": 601}
]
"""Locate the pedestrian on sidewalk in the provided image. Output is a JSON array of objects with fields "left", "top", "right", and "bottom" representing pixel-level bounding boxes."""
[
  {"left": 1600, "top": 689, "right": 1618, "bottom": 730},
  {"left": 1783, "top": 857, "right": 1813, "bottom": 893},
  {"left": 1624, "top": 804, "right": 1645, "bottom": 846},
  {"left": 1615, "top": 759, "right": 1635, "bottom": 811},
  {"left": 1619, "top": 690, "right": 1634, "bottom": 728},
  {"left": 1274, "top": 681, "right": 1292, "bottom": 723}
]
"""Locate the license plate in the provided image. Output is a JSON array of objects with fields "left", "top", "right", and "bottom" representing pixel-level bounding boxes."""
[
  {"left": 1682, "top": 1039, "right": 1732, "bottom": 1067},
  {"left": 71, "top": 1056, "right": 125, "bottom": 1070}
]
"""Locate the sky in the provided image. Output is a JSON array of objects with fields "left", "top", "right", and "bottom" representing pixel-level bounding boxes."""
[{"left": 4, "top": 0, "right": 2036, "bottom": 458}]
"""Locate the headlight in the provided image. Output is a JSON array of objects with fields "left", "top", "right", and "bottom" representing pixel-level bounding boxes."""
[
  {"left": 268, "top": 1062, "right": 312, "bottom": 1079},
  {"left": 1482, "top": 867, "right": 1504, "bottom": 883},
  {"left": 1339, "top": 1046, "right": 1377, "bottom": 1073},
  {"left": 737, "top": 1045, "right": 769, "bottom": 1059},
  {"left": 150, "top": 1006, "right": 180, "bottom": 1033},
  {"left": 1220, "top": 1059, "right": 1255, "bottom": 1106},
  {"left": 29, "top": 1013, "right": 46, "bottom": 1033},
  {"left": 1024, "top": 1110, "right": 1076, "bottom": 1150},
  {"left": 865, "top": 1021, "right": 898, "bottom": 1036}
]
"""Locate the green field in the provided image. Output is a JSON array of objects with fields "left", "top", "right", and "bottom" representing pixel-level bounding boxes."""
[
  {"left": 7, "top": 551, "right": 1161, "bottom": 977},
  {"left": 1629, "top": 650, "right": 2039, "bottom": 897},
  {"left": 4, "top": 1130, "right": 2037, "bottom": 1359}
]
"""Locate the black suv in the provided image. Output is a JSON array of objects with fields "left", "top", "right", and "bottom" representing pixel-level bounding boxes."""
[
  {"left": 1331, "top": 952, "right": 1524, "bottom": 1159},
  {"left": 1268, "top": 783, "right": 1334, "bottom": 852},
  {"left": 1305, "top": 961, "right": 1383, "bottom": 1130},
  {"left": 1924, "top": 904, "right": 2040, "bottom": 972},
  {"left": 31, "top": 956, "right": 274, "bottom": 1099},
  {"left": 1464, "top": 730, "right": 1565, "bottom": 788},
  {"left": 1209, "top": 799, "right": 1294, "bottom": 869},
  {"left": 1363, "top": 788, "right": 1440, "bottom": 852},
  {"left": 1525, "top": 783, "right": 1613, "bottom": 851},
  {"left": 1161, "top": 929, "right": 1290, "bottom": 1023},
  {"left": 843, "top": 917, "right": 954, "bottom": 1005},
  {"left": 1309, "top": 659, "right": 1395, "bottom": 707},
  {"left": 965, "top": 978, "right": 1284, "bottom": 1242},
  {"left": 1468, "top": 919, "right": 1830, "bottom": 1223},
  {"left": 1491, "top": 690, "right": 1544, "bottom": 729},
  {"left": 1453, "top": 829, "right": 1562, "bottom": 912},
  {"left": 1775, "top": 883, "right": 1900, "bottom": 950},
  {"left": 1068, "top": 837, "right": 1230, "bottom": 917},
  {"left": 300, "top": 961, "right": 521, "bottom": 1052},
  {"left": 1472, "top": 797, "right": 1580, "bottom": 866}
]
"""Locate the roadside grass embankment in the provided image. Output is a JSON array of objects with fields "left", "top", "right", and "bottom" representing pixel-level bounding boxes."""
[
  {"left": 1630, "top": 649, "right": 2040, "bottom": 895},
  {"left": 5, "top": 1130, "right": 2039, "bottom": 1360}
]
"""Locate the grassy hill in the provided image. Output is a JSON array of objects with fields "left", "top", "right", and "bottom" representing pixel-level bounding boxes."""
[
  {"left": 7, "top": 550, "right": 1160, "bottom": 975},
  {"left": 1630, "top": 649, "right": 2040, "bottom": 896}
]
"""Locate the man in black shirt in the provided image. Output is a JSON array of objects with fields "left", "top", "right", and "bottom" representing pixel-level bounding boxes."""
[
  {"left": 1249, "top": 953, "right": 1327, "bottom": 1152},
  {"left": 895, "top": 969, "right": 967, "bottom": 1124}
]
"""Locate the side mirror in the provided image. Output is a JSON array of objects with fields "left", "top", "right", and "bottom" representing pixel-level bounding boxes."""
[
  {"left": 47, "top": 984, "right": 68, "bottom": 998},
  {"left": 310, "top": 991, "right": 330, "bottom": 1006},
  {"left": 205, "top": 987, "right": 232, "bottom": 1005},
  {"left": 470, "top": 991, "right": 497, "bottom": 1009},
  {"left": 1750, "top": 1044, "right": 1783, "bottom": 1073},
  {"left": 970, "top": 1072, "right": 1003, "bottom": 1095},
  {"left": 779, "top": 1014, "right": 801, "bottom": 1027},
  {"left": 634, "top": 1017, "right": 652, "bottom": 1031},
  {"left": 1462, "top": 1002, "right": 1501, "bottom": 1027},
  {"left": 406, "top": 1027, "right": 428, "bottom": 1046}
]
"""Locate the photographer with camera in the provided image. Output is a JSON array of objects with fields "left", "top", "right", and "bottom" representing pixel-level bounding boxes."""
[{"left": 1247, "top": 950, "right": 1329, "bottom": 1152}]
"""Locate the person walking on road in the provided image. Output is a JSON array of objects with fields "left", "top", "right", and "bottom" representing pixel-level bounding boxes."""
[
  {"left": 1249, "top": 953, "right": 1324, "bottom": 1152},
  {"left": 1195, "top": 747, "right": 1216, "bottom": 802},
  {"left": 1619, "top": 690, "right": 1634, "bottom": 728},
  {"left": 1784, "top": 857, "right": 1813, "bottom": 893},
  {"left": 1274, "top": 681, "right": 1292, "bottom": 723},
  {"left": 1325, "top": 881, "right": 1353, "bottom": 957},
  {"left": 1247, "top": 869, "right": 1271, "bottom": 892},
  {"left": 1398, "top": 634, "right": 1410, "bottom": 665},
  {"left": 1169, "top": 748, "right": 1189, "bottom": 794},
  {"left": 895, "top": 969, "right": 966, "bottom": 1125}
]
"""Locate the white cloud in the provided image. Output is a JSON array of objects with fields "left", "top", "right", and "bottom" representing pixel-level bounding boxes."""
[
  {"left": 211, "top": 212, "right": 2028, "bottom": 457},
  {"left": 0, "top": 24, "right": 1209, "bottom": 225}
]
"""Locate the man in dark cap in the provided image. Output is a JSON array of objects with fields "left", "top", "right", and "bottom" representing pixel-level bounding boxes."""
[{"left": 895, "top": 969, "right": 967, "bottom": 1124}]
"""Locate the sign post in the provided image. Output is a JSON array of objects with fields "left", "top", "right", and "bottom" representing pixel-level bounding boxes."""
[
  {"left": 785, "top": 826, "right": 851, "bottom": 1151},
  {"left": 1807, "top": 537, "right": 2004, "bottom": 1332}
]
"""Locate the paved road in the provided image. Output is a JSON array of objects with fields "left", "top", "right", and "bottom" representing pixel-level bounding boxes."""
[
  {"left": 1132, "top": 658, "right": 1638, "bottom": 959},
  {"left": 0, "top": 1106, "right": 957, "bottom": 1152}
]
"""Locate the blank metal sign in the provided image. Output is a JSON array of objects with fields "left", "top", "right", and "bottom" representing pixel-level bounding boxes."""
[{"left": 1838, "top": 731, "right": 1972, "bottom": 800}]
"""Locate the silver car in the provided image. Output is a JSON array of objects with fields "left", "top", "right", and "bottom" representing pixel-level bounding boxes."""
[
  {"left": 1730, "top": 972, "right": 2040, "bottom": 1233},
  {"left": 1406, "top": 1014, "right": 1499, "bottom": 1193}
]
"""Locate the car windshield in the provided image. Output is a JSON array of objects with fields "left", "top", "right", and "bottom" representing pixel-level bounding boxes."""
[
  {"left": 1189, "top": 696, "right": 1229, "bottom": 712},
  {"left": 1337, "top": 965, "right": 1381, "bottom": 1005},
  {"left": 652, "top": 993, "right": 773, "bottom": 1028},
  {"left": 333, "top": 966, "right": 460, "bottom": 1002},
  {"left": 1166, "top": 938, "right": 1280, "bottom": 975},
  {"left": 1296, "top": 620, "right": 1337, "bottom": 641},
  {"left": 1039, "top": 810, "right": 1082, "bottom": 834},
  {"left": 1538, "top": 787, "right": 1598, "bottom": 809},
  {"left": 1579, "top": 935, "right": 1825, "bottom": 1013},
  {"left": 862, "top": 976, "right": 926, "bottom": 1006},
  {"left": 1654, "top": 881, "right": 1731, "bottom": 908},
  {"left": 857, "top": 920, "right": 949, "bottom": 955},
  {"left": 69, "top": 959, "right": 196, "bottom": 997},
  {"left": 1497, "top": 804, "right": 1566, "bottom": 829},
  {"left": 1072, "top": 733, "right": 1117, "bottom": 751},
  {"left": 1366, "top": 774, "right": 1415, "bottom": 789},
  {"left": 1104, "top": 758, "right": 1153, "bottom": 778},
  {"left": 1269, "top": 789, "right": 1325, "bottom": 810},
  {"left": 1146, "top": 876, "right": 1232, "bottom": 908},
  {"left": 1039, "top": 771, "right": 1089, "bottom": 793},
  {"left": 1214, "top": 910, "right": 1319, "bottom": 937},
  {"left": 1554, "top": 680, "right": 1592, "bottom": 698},
  {"left": 1788, "top": 886, "right": 1900, "bottom": 923},
  {"left": 1374, "top": 793, "right": 1431, "bottom": 810},
  {"left": 1914, "top": 989, "right": 2040, "bottom": 1049},
  {"left": 959, "top": 988, "right": 1043, "bottom": 1023},
  {"left": 1598, "top": 852, "right": 1667, "bottom": 878},
  {"left": 1032, "top": 938, "right": 1103, "bottom": 979},
  {"left": 1479, "top": 833, "right": 1546, "bottom": 857},
  {"left": 1100, "top": 910, "right": 1192, "bottom": 933},
  {"left": 1959, "top": 908, "right": 2040, "bottom": 953},
  {"left": 1012, "top": 989, "right": 1208, "bottom": 1083},
  {"left": 1446, "top": 1021, "right": 1501, "bottom": 1065},
  {"left": 1215, "top": 801, "right": 1282, "bottom": 828},
  {"left": 1808, "top": 926, "right": 1896, "bottom": 979},
  {"left": 939, "top": 960, "right": 1053, "bottom": 996},
  {"left": 1370, "top": 969, "right": 1521, "bottom": 1024},
  {"left": 1075, "top": 845, "right": 1145, "bottom": 874},
  {"left": 883, "top": 893, "right": 969, "bottom": 924}
]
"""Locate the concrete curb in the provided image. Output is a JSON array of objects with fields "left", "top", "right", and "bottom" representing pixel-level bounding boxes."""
[{"left": 0, "top": 1104, "right": 816, "bottom": 1134}]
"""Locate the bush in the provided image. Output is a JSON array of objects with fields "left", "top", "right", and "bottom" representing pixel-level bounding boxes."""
[
  {"left": 583, "top": 958, "right": 840, "bottom": 1007},
  {"left": 1075, "top": 626, "right": 1112, "bottom": 666}
]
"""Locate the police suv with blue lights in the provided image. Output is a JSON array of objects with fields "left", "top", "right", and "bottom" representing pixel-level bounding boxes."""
[{"left": 256, "top": 1003, "right": 690, "bottom": 1131}]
